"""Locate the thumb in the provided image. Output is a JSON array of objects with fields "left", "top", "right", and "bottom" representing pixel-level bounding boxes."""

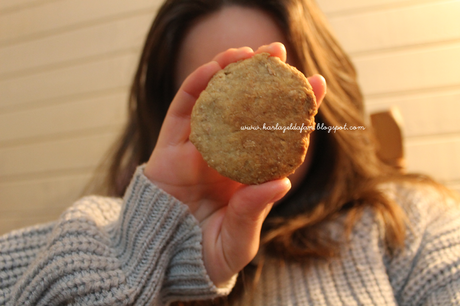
[{"left": 208, "top": 178, "right": 291, "bottom": 286}]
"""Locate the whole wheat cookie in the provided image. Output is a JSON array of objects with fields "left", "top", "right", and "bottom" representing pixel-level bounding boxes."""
[{"left": 190, "top": 53, "right": 317, "bottom": 185}]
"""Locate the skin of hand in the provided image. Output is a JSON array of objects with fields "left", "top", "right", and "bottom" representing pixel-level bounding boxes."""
[{"left": 144, "top": 42, "right": 326, "bottom": 287}]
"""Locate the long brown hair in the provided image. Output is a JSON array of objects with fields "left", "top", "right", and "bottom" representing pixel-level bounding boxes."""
[{"left": 99, "top": 0, "right": 412, "bottom": 303}]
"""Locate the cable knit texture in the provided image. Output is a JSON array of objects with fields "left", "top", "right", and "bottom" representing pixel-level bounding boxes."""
[
  {"left": 0, "top": 166, "right": 232, "bottom": 306},
  {"left": 1, "top": 167, "right": 460, "bottom": 305},
  {"left": 232, "top": 184, "right": 460, "bottom": 306}
]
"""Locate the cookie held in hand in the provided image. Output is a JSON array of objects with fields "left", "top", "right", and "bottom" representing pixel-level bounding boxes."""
[{"left": 190, "top": 53, "right": 317, "bottom": 185}]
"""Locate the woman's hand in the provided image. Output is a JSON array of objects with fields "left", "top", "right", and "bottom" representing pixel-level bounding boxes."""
[{"left": 144, "top": 43, "right": 326, "bottom": 287}]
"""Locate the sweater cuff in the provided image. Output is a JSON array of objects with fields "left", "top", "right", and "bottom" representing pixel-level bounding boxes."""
[{"left": 112, "top": 165, "right": 234, "bottom": 303}]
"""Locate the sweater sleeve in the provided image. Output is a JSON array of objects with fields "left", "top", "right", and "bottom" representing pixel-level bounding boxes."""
[
  {"left": 384, "top": 185, "right": 460, "bottom": 306},
  {"left": 0, "top": 166, "right": 235, "bottom": 306}
]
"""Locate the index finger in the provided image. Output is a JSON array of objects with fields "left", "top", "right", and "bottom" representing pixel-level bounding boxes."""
[
  {"left": 156, "top": 61, "right": 221, "bottom": 147},
  {"left": 158, "top": 47, "right": 264, "bottom": 147},
  {"left": 255, "top": 42, "right": 287, "bottom": 62},
  {"left": 211, "top": 47, "right": 254, "bottom": 69}
]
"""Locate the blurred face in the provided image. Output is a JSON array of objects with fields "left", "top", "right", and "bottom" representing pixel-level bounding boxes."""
[
  {"left": 175, "top": 6, "right": 292, "bottom": 86},
  {"left": 175, "top": 5, "right": 314, "bottom": 191}
]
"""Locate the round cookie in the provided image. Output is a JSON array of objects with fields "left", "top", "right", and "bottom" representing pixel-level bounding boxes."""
[{"left": 190, "top": 53, "right": 317, "bottom": 185}]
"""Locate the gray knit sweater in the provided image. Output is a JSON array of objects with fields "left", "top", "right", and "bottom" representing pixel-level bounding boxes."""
[{"left": 1, "top": 166, "right": 460, "bottom": 305}]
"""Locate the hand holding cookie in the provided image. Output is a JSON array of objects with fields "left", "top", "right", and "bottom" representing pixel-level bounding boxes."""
[{"left": 144, "top": 43, "right": 326, "bottom": 287}]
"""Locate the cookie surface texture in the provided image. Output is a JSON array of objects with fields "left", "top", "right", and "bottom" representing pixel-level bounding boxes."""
[{"left": 190, "top": 53, "right": 317, "bottom": 185}]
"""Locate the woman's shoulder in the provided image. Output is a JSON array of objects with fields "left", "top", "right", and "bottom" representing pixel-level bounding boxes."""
[
  {"left": 378, "top": 180, "right": 460, "bottom": 304},
  {"left": 381, "top": 179, "right": 460, "bottom": 228}
]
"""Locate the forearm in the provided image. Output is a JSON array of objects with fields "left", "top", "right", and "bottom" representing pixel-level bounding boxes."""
[
  {"left": 0, "top": 166, "right": 234, "bottom": 305},
  {"left": 110, "top": 165, "right": 234, "bottom": 304}
]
